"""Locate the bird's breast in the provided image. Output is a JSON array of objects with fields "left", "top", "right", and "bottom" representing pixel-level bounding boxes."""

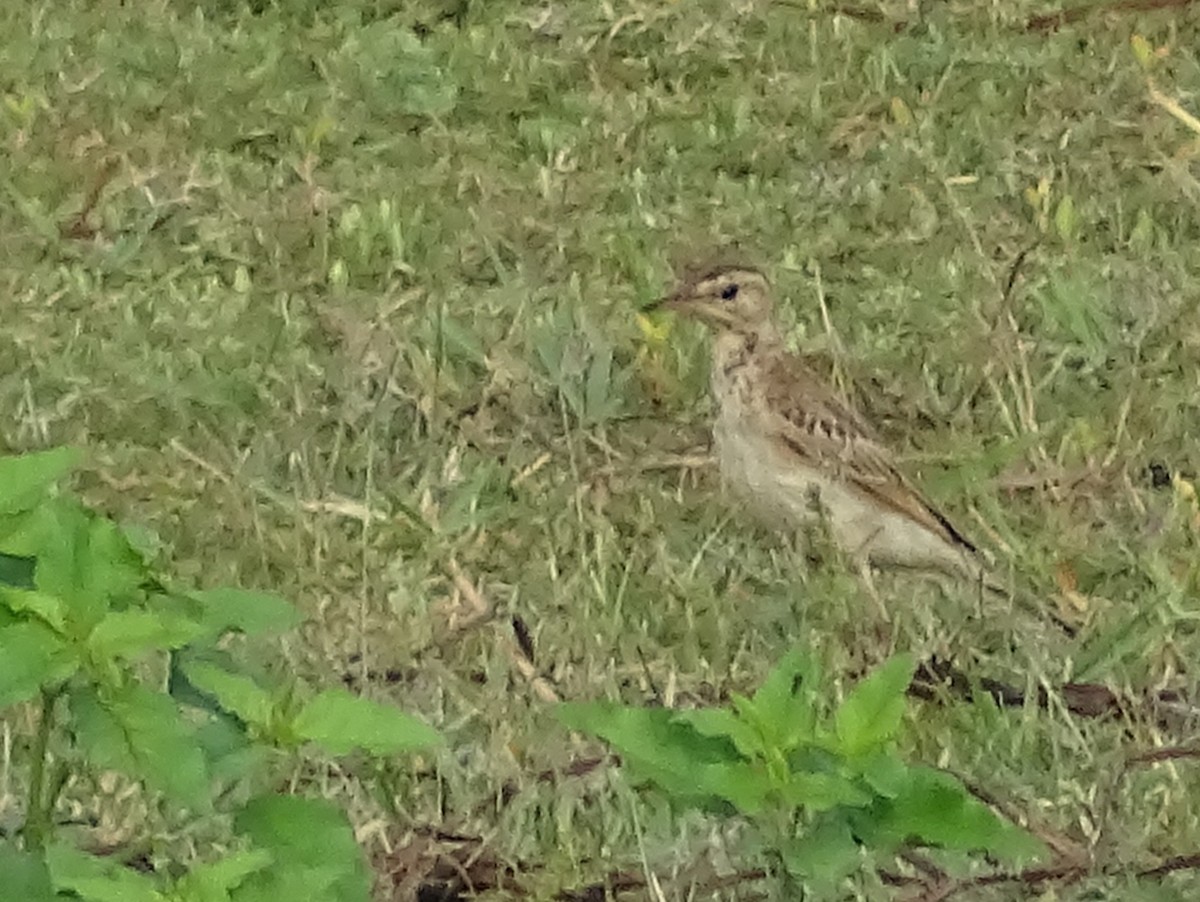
[
  {"left": 709, "top": 340, "right": 828, "bottom": 527},
  {"left": 711, "top": 379, "right": 802, "bottom": 527}
]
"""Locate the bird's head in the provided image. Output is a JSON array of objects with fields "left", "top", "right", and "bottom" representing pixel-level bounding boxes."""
[{"left": 651, "top": 263, "right": 774, "bottom": 334}]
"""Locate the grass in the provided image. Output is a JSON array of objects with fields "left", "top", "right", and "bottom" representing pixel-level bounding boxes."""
[{"left": 2, "top": 0, "right": 1200, "bottom": 897}]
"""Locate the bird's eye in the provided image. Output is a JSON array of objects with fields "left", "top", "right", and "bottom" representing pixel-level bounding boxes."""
[{"left": 720, "top": 284, "right": 739, "bottom": 300}]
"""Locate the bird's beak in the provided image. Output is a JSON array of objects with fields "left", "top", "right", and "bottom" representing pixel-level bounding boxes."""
[{"left": 646, "top": 290, "right": 686, "bottom": 313}]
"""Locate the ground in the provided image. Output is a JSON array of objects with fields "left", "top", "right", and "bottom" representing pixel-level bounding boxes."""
[{"left": 2, "top": 0, "right": 1199, "bottom": 899}]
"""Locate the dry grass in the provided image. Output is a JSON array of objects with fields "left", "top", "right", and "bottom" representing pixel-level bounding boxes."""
[{"left": 2, "top": 0, "right": 1200, "bottom": 898}]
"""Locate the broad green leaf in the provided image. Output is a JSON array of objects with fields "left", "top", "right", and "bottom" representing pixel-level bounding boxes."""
[
  {"left": 293, "top": 688, "right": 441, "bottom": 756},
  {"left": 786, "top": 743, "right": 845, "bottom": 779},
  {"left": 558, "top": 702, "right": 742, "bottom": 807},
  {"left": 781, "top": 771, "right": 873, "bottom": 811},
  {"left": 173, "top": 849, "right": 273, "bottom": 901},
  {"left": 231, "top": 862, "right": 349, "bottom": 902},
  {"left": 729, "top": 692, "right": 768, "bottom": 742},
  {"left": 858, "top": 751, "right": 908, "bottom": 799},
  {"left": 71, "top": 685, "right": 136, "bottom": 770},
  {"left": 81, "top": 516, "right": 150, "bottom": 606},
  {"left": 194, "top": 714, "right": 271, "bottom": 785},
  {"left": 69, "top": 682, "right": 210, "bottom": 809},
  {"left": 169, "top": 646, "right": 249, "bottom": 716},
  {"left": 749, "top": 646, "right": 819, "bottom": 749},
  {"left": 834, "top": 653, "right": 915, "bottom": 757},
  {"left": 0, "top": 447, "right": 80, "bottom": 515},
  {"left": 33, "top": 501, "right": 144, "bottom": 629},
  {"left": 0, "top": 586, "right": 69, "bottom": 633},
  {"left": 558, "top": 703, "right": 742, "bottom": 770},
  {"left": 0, "top": 843, "right": 55, "bottom": 902},
  {"left": 181, "top": 660, "right": 274, "bottom": 728},
  {"left": 45, "top": 842, "right": 162, "bottom": 902},
  {"left": 120, "top": 523, "right": 165, "bottom": 565},
  {"left": 0, "top": 621, "right": 78, "bottom": 708},
  {"left": 675, "top": 707, "right": 763, "bottom": 759},
  {"left": 188, "top": 588, "right": 300, "bottom": 638},
  {"left": 782, "top": 814, "right": 862, "bottom": 891},
  {"left": 232, "top": 795, "right": 370, "bottom": 902},
  {"left": 864, "top": 767, "right": 1044, "bottom": 863},
  {"left": 0, "top": 509, "right": 43, "bottom": 556},
  {"left": 0, "top": 551, "right": 36, "bottom": 590},
  {"left": 30, "top": 501, "right": 97, "bottom": 622},
  {"left": 694, "top": 761, "right": 773, "bottom": 814},
  {"left": 87, "top": 610, "right": 204, "bottom": 663}
]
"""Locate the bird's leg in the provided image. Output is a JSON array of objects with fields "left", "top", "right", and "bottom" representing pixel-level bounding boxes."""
[{"left": 804, "top": 487, "right": 893, "bottom": 631}]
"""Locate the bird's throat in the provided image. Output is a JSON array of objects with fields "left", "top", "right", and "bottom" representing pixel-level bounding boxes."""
[{"left": 714, "top": 326, "right": 778, "bottom": 378}]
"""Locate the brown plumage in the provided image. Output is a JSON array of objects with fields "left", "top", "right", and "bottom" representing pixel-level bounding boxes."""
[{"left": 653, "top": 261, "right": 994, "bottom": 584}]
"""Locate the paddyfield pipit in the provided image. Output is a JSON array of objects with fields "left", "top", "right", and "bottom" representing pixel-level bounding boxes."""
[{"left": 651, "top": 259, "right": 1000, "bottom": 592}]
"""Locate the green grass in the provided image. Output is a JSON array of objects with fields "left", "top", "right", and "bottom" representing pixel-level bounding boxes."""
[{"left": 3, "top": 0, "right": 1200, "bottom": 897}]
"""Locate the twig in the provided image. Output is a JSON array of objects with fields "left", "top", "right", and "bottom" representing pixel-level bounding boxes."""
[
  {"left": 298, "top": 496, "right": 387, "bottom": 523},
  {"left": 796, "top": 2, "right": 909, "bottom": 33},
  {"left": 446, "top": 560, "right": 492, "bottom": 627},
  {"left": 60, "top": 158, "right": 119, "bottom": 240},
  {"left": 169, "top": 439, "right": 232, "bottom": 484},
  {"left": 1138, "top": 852, "right": 1200, "bottom": 880},
  {"left": 909, "top": 657, "right": 1192, "bottom": 729},
  {"left": 1127, "top": 744, "right": 1200, "bottom": 766},
  {"left": 556, "top": 838, "right": 1200, "bottom": 902},
  {"left": 1148, "top": 83, "right": 1200, "bottom": 136},
  {"left": 448, "top": 562, "right": 561, "bottom": 704},
  {"left": 903, "top": 847, "right": 1200, "bottom": 900},
  {"left": 590, "top": 452, "right": 714, "bottom": 481},
  {"left": 999, "top": 241, "right": 1038, "bottom": 313},
  {"left": 372, "top": 826, "right": 534, "bottom": 900},
  {"left": 900, "top": 850, "right": 949, "bottom": 882},
  {"left": 903, "top": 857, "right": 1090, "bottom": 901},
  {"left": 511, "top": 614, "right": 536, "bottom": 665},
  {"left": 1027, "top": 0, "right": 1197, "bottom": 32}
]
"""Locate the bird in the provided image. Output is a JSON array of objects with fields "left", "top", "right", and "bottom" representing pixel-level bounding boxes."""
[{"left": 649, "top": 258, "right": 1000, "bottom": 594}]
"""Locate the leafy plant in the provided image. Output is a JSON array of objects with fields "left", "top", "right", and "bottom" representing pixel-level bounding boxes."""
[
  {"left": 559, "top": 649, "right": 1044, "bottom": 895},
  {"left": 0, "top": 448, "right": 440, "bottom": 902}
]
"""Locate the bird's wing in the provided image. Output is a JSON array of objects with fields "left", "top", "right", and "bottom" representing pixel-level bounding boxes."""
[{"left": 759, "top": 352, "right": 978, "bottom": 553}]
